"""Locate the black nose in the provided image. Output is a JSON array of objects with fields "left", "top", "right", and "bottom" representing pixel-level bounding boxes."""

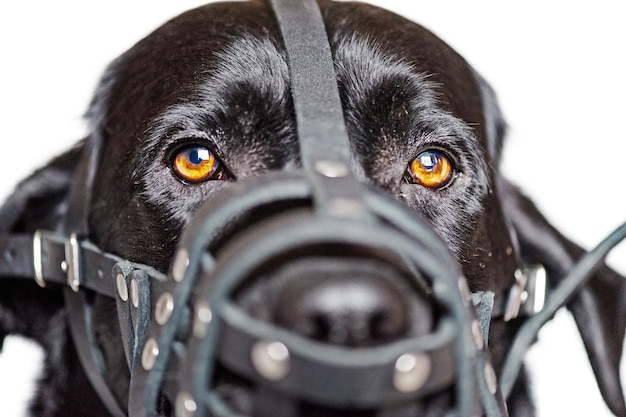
[{"left": 268, "top": 258, "right": 433, "bottom": 347}]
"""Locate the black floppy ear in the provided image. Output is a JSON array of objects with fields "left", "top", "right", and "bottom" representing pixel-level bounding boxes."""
[
  {"left": 474, "top": 73, "right": 626, "bottom": 415},
  {"left": 0, "top": 141, "right": 83, "bottom": 345},
  {"left": 499, "top": 178, "right": 626, "bottom": 416},
  {"left": 472, "top": 70, "right": 507, "bottom": 165},
  {"left": 0, "top": 141, "right": 84, "bottom": 234}
]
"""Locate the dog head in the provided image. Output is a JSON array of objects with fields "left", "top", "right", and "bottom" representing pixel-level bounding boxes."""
[{"left": 1, "top": 1, "right": 625, "bottom": 416}]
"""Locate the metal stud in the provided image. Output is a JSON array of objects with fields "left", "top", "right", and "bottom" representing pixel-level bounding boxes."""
[
  {"left": 251, "top": 340, "right": 290, "bottom": 381},
  {"left": 327, "top": 198, "right": 366, "bottom": 217},
  {"left": 314, "top": 160, "right": 349, "bottom": 178},
  {"left": 130, "top": 278, "right": 139, "bottom": 308},
  {"left": 393, "top": 352, "right": 431, "bottom": 393},
  {"left": 176, "top": 391, "right": 197, "bottom": 417},
  {"left": 484, "top": 362, "right": 498, "bottom": 395},
  {"left": 116, "top": 273, "right": 128, "bottom": 302},
  {"left": 142, "top": 338, "right": 159, "bottom": 371},
  {"left": 193, "top": 301, "right": 213, "bottom": 339},
  {"left": 471, "top": 320, "right": 484, "bottom": 350},
  {"left": 155, "top": 292, "right": 175, "bottom": 326},
  {"left": 172, "top": 249, "right": 190, "bottom": 282}
]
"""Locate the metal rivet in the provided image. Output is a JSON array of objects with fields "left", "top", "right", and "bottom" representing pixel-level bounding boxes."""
[
  {"left": 172, "top": 249, "right": 189, "bottom": 283},
  {"left": 484, "top": 362, "right": 498, "bottom": 395},
  {"left": 60, "top": 260, "right": 68, "bottom": 273},
  {"left": 193, "top": 301, "right": 213, "bottom": 339},
  {"left": 314, "top": 160, "right": 350, "bottom": 178},
  {"left": 520, "top": 290, "right": 529, "bottom": 303},
  {"left": 433, "top": 281, "right": 449, "bottom": 295},
  {"left": 116, "top": 273, "right": 128, "bottom": 302},
  {"left": 176, "top": 391, "right": 197, "bottom": 417},
  {"left": 142, "top": 338, "right": 159, "bottom": 371},
  {"left": 393, "top": 352, "right": 431, "bottom": 393},
  {"left": 471, "top": 320, "right": 484, "bottom": 350},
  {"left": 130, "top": 279, "right": 139, "bottom": 308},
  {"left": 251, "top": 340, "right": 290, "bottom": 381},
  {"left": 155, "top": 292, "right": 175, "bottom": 326},
  {"left": 327, "top": 198, "right": 366, "bottom": 216}
]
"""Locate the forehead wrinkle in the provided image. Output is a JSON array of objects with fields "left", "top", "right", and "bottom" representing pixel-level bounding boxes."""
[
  {"left": 202, "top": 34, "right": 290, "bottom": 111},
  {"left": 332, "top": 36, "right": 439, "bottom": 150},
  {"left": 149, "top": 34, "right": 290, "bottom": 123},
  {"left": 333, "top": 35, "right": 441, "bottom": 111}
]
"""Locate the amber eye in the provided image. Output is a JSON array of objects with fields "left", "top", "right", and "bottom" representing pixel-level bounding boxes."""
[
  {"left": 172, "top": 145, "right": 226, "bottom": 183},
  {"left": 406, "top": 149, "right": 455, "bottom": 189}
]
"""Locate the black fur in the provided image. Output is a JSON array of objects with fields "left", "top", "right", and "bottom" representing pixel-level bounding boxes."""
[{"left": 1, "top": 1, "right": 624, "bottom": 416}]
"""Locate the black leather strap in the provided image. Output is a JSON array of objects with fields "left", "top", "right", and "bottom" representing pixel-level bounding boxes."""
[
  {"left": 217, "top": 309, "right": 457, "bottom": 406},
  {"left": 0, "top": 229, "right": 124, "bottom": 416},
  {"left": 54, "top": 87, "right": 131, "bottom": 414},
  {"left": 0, "top": 234, "right": 45, "bottom": 280},
  {"left": 0, "top": 232, "right": 118, "bottom": 298},
  {"left": 65, "top": 288, "right": 126, "bottom": 417},
  {"left": 269, "top": 0, "right": 367, "bottom": 215}
]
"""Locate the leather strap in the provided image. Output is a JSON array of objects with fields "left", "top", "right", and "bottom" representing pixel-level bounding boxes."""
[
  {"left": 269, "top": 0, "right": 367, "bottom": 216},
  {"left": 0, "top": 230, "right": 125, "bottom": 416},
  {"left": 0, "top": 232, "right": 118, "bottom": 298},
  {"left": 53, "top": 77, "right": 131, "bottom": 414}
]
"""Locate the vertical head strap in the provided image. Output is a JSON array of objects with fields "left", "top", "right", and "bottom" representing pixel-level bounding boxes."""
[
  {"left": 269, "top": 0, "right": 367, "bottom": 216},
  {"left": 62, "top": 108, "right": 127, "bottom": 416},
  {"left": 64, "top": 134, "right": 103, "bottom": 236}
]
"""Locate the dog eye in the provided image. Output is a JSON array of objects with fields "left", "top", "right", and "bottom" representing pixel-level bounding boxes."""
[
  {"left": 405, "top": 149, "right": 455, "bottom": 189},
  {"left": 172, "top": 145, "right": 227, "bottom": 183}
]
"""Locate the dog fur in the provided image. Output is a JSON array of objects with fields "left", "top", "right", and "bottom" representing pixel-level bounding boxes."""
[{"left": 1, "top": 1, "right": 625, "bottom": 416}]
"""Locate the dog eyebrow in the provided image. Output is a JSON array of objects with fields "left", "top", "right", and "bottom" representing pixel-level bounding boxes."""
[
  {"left": 142, "top": 34, "right": 299, "bottom": 171},
  {"left": 147, "top": 35, "right": 291, "bottom": 128},
  {"left": 330, "top": 36, "right": 487, "bottom": 186},
  {"left": 144, "top": 33, "right": 486, "bottom": 193}
]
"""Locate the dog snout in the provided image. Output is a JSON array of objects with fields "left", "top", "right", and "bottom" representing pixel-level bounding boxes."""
[
  {"left": 274, "top": 271, "right": 409, "bottom": 347},
  {"left": 238, "top": 257, "right": 435, "bottom": 348}
]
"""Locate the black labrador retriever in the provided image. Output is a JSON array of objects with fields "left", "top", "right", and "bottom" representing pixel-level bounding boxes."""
[{"left": 1, "top": 1, "right": 625, "bottom": 416}]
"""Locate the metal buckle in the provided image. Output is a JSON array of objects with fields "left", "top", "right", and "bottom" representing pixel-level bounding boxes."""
[
  {"left": 65, "top": 232, "right": 81, "bottom": 292},
  {"left": 521, "top": 264, "right": 547, "bottom": 316},
  {"left": 33, "top": 230, "right": 46, "bottom": 288},
  {"left": 504, "top": 264, "right": 547, "bottom": 321}
]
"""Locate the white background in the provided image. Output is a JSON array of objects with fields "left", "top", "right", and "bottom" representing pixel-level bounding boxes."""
[{"left": 0, "top": 1, "right": 625, "bottom": 416}]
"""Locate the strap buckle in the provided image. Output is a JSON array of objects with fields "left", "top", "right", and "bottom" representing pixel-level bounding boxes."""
[
  {"left": 65, "top": 232, "right": 81, "bottom": 292},
  {"left": 32, "top": 230, "right": 47, "bottom": 288},
  {"left": 504, "top": 264, "right": 547, "bottom": 321},
  {"left": 32, "top": 230, "right": 82, "bottom": 291}
]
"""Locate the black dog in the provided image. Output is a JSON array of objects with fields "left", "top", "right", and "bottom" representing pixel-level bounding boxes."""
[{"left": 1, "top": 1, "right": 625, "bottom": 416}]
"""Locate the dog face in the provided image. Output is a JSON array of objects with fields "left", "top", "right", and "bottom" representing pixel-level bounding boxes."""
[
  {"left": 1, "top": 1, "right": 625, "bottom": 417},
  {"left": 89, "top": 1, "right": 514, "bottom": 288}
]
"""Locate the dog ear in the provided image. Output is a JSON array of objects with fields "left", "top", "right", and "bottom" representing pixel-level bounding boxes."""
[
  {"left": 498, "top": 178, "right": 626, "bottom": 416},
  {"left": 0, "top": 141, "right": 84, "bottom": 234},
  {"left": 472, "top": 70, "right": 507, "bottom": 166},
  {"left": 475, "top": 72, "right": 626, "bottom": 414},
  {"left": 0, "top": 141, "right": 84, "bottom": 345}
]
